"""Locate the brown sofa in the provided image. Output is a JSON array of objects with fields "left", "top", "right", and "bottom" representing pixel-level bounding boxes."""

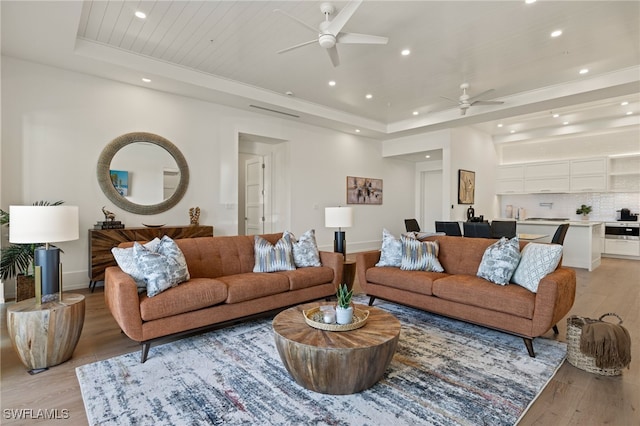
[
  {"left": 105, "top": 233, "right": 343, "bottom": 362},
  {"left": 356, "top": 235, "right": 576, "bottom": 357}
]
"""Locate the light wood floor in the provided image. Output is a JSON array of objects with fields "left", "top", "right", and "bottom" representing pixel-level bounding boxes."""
[{"left": 1, "top": 257, "right": 638, "bottom": 425}]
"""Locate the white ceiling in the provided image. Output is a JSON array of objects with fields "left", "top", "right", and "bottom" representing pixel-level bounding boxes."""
[{"left": 2, "top": 0, "right": 639, "bottom": 142}]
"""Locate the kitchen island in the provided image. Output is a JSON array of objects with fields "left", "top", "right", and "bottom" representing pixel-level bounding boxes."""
[{"left": 516, "top": 220, "right": 604, "bottom": 271}]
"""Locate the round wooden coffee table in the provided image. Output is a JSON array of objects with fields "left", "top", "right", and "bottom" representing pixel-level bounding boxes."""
[{"left": 272, "top": 302, "right": 400, "bottom": 395}]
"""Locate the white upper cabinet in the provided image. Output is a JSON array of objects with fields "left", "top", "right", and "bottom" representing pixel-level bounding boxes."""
[
  {"left": 608, "top": 155, "right": 640, "bottom": 192},
  {"left": 523, "top": 161, "right": 570, "bottom": 193},
  {"left": 570, "top": 158, "right": 607, "bottom": 192}
]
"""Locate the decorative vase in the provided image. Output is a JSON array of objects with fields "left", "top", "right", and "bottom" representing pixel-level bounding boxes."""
[
  {"left": 336, "top": 306, "right": 353, "bottom": 325},
  {"left": 582, "top": 214, "right": 589, "bottom": 221}
]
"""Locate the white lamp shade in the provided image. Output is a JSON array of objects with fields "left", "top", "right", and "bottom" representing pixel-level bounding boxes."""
[
  {"left": 9, "top": 205, "right": 79, "bottom": 244},
  {"left": 325, "top": 207, "right": 353, "bottom": 228}
]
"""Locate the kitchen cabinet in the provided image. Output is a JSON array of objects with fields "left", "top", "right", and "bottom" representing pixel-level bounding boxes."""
[
  {"left": 608, "top": 155, "right": 640, "bottom": 192},
  {"left": 604, "top": 239, "right": 640, "bottom": 257},
  {"left": 496, "top": 165, "right": 525, "bottom": 194},
  {"left": 570, "top": 158, "right": 607, "bottom": 192},
  {"left": 524, "top": 177, "right": 570, "bottom": 193},
  {"left": 523, "top": 161, "right": 570, "bottom": 193}
]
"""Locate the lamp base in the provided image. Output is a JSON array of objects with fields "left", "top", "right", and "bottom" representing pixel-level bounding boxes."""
[
  {"left": 334, "top": 231, "right": 346, "bottom": 259},
  {"left": 34, "top": 247, "right": 60, "bottom": 302}
]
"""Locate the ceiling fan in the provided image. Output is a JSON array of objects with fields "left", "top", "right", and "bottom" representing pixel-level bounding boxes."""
[
  {"left": 442, "top": 83, "right": 504, "bottom": 115},
  {"left": 275, "top": 0, "right": 388, "bottom": 67}
]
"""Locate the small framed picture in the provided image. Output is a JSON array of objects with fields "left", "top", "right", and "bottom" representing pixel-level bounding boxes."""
[
  {"left": 110, "top": 170, "right": 129, "bottom": 196},
  {"left": 458, "top": 169, "right": 475, "bottom": 204},
  {"left": 346, "top": 176, "right": 383, "bottom": 204}
]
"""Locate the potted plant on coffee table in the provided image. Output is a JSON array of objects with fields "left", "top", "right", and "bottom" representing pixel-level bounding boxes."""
[
  {"left": 335, "top": 283, "right": 354, "bottom": 324},
  {"left": 0, "top": 201, "right": 64, "bottom": 301}
]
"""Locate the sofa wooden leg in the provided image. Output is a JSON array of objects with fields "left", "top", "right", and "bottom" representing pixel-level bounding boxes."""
[
  {"left": 141, "top": 342, "right": 151, "bottom": 363},
  {"left": 368, "top": 296, "right": 376, "bottom": 306},
  {"left": 552, "top": 325, "right": 559, "bottom": 335},
  {"left": 523, "top": 338, "right": 535, "bottom": 357}
]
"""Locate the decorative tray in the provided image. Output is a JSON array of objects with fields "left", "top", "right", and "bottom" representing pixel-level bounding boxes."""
[{"left": 303, "top": 306, "right": 369, "bottom": 332}]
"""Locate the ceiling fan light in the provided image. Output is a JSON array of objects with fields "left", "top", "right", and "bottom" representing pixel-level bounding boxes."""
[{"left": 319, "top": 33, "right": 336, "bottom": 49}]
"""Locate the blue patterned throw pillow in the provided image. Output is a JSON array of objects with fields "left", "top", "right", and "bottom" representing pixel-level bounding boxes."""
[
  {"left": 400, "top": 235, "right": 444, "bottom": 272},
  {"left": 477, "top": 237, "right": 521, "bottom": 285},
  {"left": 253, "top": 233, "right": 296, "bottom": 272},
  {"left": 133, "top": 236, "right": 190, "bottom": 297},
  {"left": 112, "top": 237, "right": 161, "bottom": 292},
  {"left": 284, "top": 229, "right": 321, "bottom": 267},
  {"left": 511, "top": 243, "right": 563, "bottom": 293},
  {"left": 376, "top": 228, "right": 402, "bottom": 267}
]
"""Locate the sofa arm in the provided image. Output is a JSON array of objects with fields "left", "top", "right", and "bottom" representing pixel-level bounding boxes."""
[
  {"left": 531, "top": 267, "right": 576, "bottom": 336},
  {"left": 355, "top": 251, "right": 381, "bottom": 292},
  {"left": 319, "top": 251, "right": 344, "bottom": 288},
  {"left": 104, "top": 266, "right": 144, "bottom": 342}
]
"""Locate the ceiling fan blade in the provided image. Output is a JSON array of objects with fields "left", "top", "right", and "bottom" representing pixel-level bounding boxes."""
[
  {"left": 277, "top": 39, "right": 317, "bottom": 54},
  {"left": 440, "top": 95, "right": 460, "bottom": 105},
  {"left": 327, "top": 46, "right": 340, "bottom": 67},
  {"left": 471, "top": 100, "right": 504, "bottom": 106},
  {"left": 273, "top": 9, "right": 318, "bottom": 34},
  {"left": 337, "top": 32, "right": 389, "bottom": 45},
  {"left": 326, "top": 0, "right": 363, "bottom": 35},
  {"left": 467, "top": 88, "right": 495, "bottom": 103}
]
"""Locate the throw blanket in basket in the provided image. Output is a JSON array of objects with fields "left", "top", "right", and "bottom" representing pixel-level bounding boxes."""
[{"left": 580, "top": 317, "right": 631, "bottom": 369}]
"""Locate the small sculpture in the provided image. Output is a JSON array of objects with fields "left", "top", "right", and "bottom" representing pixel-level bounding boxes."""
[
  {"left": 189, "top": 207, "right": 201, "bottom": 226},
  {"left": 102, "top": 206, "right": 116, "bottom": 222}
]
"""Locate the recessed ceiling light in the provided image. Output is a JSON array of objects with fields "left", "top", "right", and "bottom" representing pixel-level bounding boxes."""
[
  {"left": 412, "top": 111, "right": 419, "bottom": 116},
  {"left": 401, "top": 49, "right": 411, "bottom": 56},
  {"left": 135, "top": 11, "right": 146, "bottom": 19},
  {"left": 550, "top": 29, "right": 562, "bottom": 38},
  {"left": 425, "top": 155, "right": 431, "bottom": 159},
  {"left": 355, "top": 129, "right": 361, "bottom": 133},
  {"left": 328, "top": 80, "right": 336, "bottom": 87},
  {"left": 497, "top": 123, "right": 503, "bottom": 128},
  {"left": 525, "top": 0, "right": 537, "bottom": 4},
  {"left": 141, "top": 78, "right": 151, "bottom": 83},
  {"left": 365, "top": 94, "right": 373, "bottom": 99},
  {"left": 579, "top": 68, "right": 589, "bottom": 74},
  {"left": 510, "top": 130, "right": 516, "bottom": 134},
  {"left": 626, "top": 111, "right": 633, "bottom": 115},
  {"left": 621, "top": 101, "right": 629, "bottom": 106},
  {"left": 563, "top": 121, "right": 570, "bottom": 125},
  {"left": 553, "top": 113, "right": 560, "bottom": 118}
]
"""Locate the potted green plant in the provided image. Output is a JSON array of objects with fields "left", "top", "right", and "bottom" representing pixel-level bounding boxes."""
[
  {"left": 335, "top": 283, "right": 354, "bottom": 324},
  {"left": 576, "top": 204, "right": 592, "bottom": 220},
  {"left": 0, "top": 201, "right": 64, "bottom": 301}
]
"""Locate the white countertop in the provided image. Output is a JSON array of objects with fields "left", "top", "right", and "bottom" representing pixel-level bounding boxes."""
[{"left": 515, "top": 220, "right": 603, "bottom": 227}]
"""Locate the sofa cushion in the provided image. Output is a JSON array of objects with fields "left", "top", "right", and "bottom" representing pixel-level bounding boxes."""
[
  {"left": 366, "top": 267, "right": 447, "bottom": 296},
  {"left": 511, "top": 243, "right": 563, "bottom": 293},
  {"left": 253, "top": 234, "right": 296, "bottom": 272},
  {"left": 139, "top": 278, "right": 228, "bottom": 322},
  {"left": 376, "top": 228, "right": 402, "bottom": 267},
  {"left": 218, "top": 272, "right": 290, "bottom": 304},
  {"left": 477, "top": 237, "right": 521, "bottom": 285},
  {"left": 285, "top": 229, "right": 322, "bottom": 267},
  {"left": 133, "top": 236, "right": 190, "bottom": 297},
  {"left": 400, "top": 236, "right": 444, "bottom": 272},
  {"left": 432, "top": 275, "right": 535, "bottom": 319},
  {"left": 275, "top": 266, "right": 335, "bottom": 291},
  {"left": 112, "top": 237, "right": 161, "bottom": 291}
]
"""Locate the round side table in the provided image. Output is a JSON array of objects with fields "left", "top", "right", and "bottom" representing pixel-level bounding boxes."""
[{"left": 7, "top": 293, "right": 85, "bottom": 374}]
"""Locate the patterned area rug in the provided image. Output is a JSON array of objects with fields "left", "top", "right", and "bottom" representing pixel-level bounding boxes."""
[{"left": 76, "top": 298, "right": 566, "bottom": 425}]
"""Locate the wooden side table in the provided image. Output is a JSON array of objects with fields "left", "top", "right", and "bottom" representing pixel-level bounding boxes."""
[
  {"left": 343, "top": 259, "right": 357, "bottom": 291},
  {"left": 6, "top": 293, "right": 85, "bottom": 374}
]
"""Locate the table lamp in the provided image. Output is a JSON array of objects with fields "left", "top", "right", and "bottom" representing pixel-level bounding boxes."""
[
  {"left": 325, "top": 206, "right": 353, "bottom": 258},
  {"left": 9, "top": 205, "right": 79, "bottom": 304}
]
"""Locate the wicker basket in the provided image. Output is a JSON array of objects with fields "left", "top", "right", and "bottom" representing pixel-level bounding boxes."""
[{"left": 566, "top": 313, "right": 624, "bottom": 376}]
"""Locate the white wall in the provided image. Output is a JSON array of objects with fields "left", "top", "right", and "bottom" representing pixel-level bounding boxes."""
[{"left": 1, "top": 56, "right": 415, "bottom": 297}]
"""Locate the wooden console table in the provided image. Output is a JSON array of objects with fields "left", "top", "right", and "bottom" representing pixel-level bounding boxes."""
[{"left": 88, "top": 225, "right": 213, "bottom": 289}]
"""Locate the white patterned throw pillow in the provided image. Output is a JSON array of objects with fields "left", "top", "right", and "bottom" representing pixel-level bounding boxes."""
[
  {"left": 112, "top": 237, "right": 161, "bottom": 291},
  {"left": 284, "top": 229, "right": 321, "bottom": 267},
  {"left": 253, "top": 234, "right": 296, "bottom": 272},
  {"left": 400, "top": 235, "right": 444, "bottom": 272},
  {"left": 511, "top": 243, "right": 563, "bottom": 293},
  {"left": 132, "top": 236, "right": 190, "bottom": 297},
  {"left": 376, "top": 228, "right": 403, "bottom": 267},
  {"left": 477, "top": 237, "right": 521, "bottom": 285}
]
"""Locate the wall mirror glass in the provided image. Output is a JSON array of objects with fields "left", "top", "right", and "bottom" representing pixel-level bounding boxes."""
[{"left": 97, "top": 132, "right": 189, "bottom": 215}]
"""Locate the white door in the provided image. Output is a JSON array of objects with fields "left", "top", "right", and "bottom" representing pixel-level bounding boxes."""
[
  {"left": 421, "top": 170, "right": 443, "bottom": 232},
  {"left": 245, "top": 157, "right": 264, "bottom": 235}
]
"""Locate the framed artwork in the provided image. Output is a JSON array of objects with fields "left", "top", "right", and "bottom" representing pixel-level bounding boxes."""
[
  {"left": 110, "top": 170, "right": 129, "bottom": 196},
  {"left": 347, "top": 176, "right": 383, "bottom": 204},
  {"left": 458, "top": 169, "right": 475, "bottom": 204}
]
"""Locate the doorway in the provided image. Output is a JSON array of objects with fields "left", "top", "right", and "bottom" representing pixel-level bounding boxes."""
[{"left": 420, "top": 169, "right": 443, "bottom": 232}]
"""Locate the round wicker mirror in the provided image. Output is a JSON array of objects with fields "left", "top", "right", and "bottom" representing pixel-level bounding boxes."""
[{"left": 97, "top": 132, "right": 189, "bottom": 215}]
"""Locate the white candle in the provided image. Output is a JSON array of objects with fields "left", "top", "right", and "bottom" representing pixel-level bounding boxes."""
[{"left": 323, "top": 311, "right": 335, "bottom": 324}]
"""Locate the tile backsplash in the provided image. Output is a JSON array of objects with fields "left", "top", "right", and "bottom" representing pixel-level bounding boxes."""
[{"left": 499, "top": 192, "right": 640, "bottom": 221}]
